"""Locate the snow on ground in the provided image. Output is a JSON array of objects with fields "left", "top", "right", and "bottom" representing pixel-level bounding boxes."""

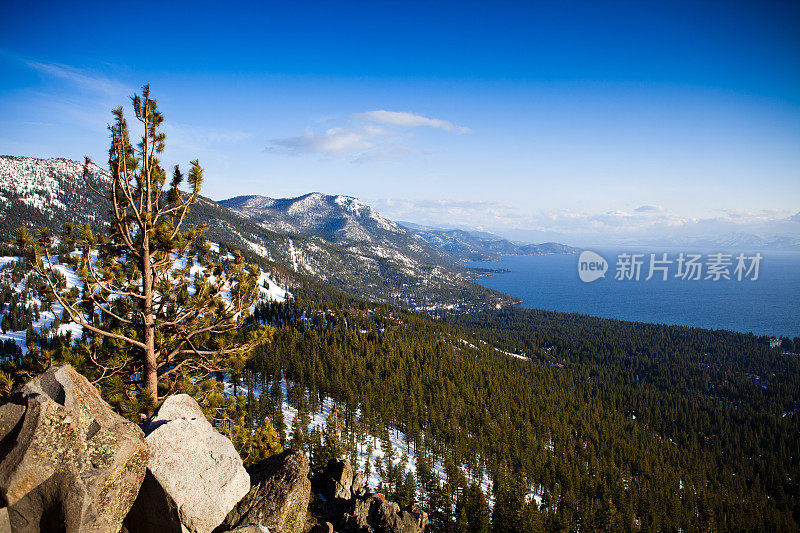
[
  {"left": 459, "top": 337, "right": 529, "bottom": 362},
  {"left": 172, "top": 253, "right": 290, "bottom": 304},
  {"left": 257, "top": 271, "right": 289, "bottom": 303},
  {"left": 225, "top": 373, "right": 495, "bottom": 502},
  {"left": 276, "top": 377, "right": 495, "bottom": 500},
  {"left": 246, "top": 239, "right": 271, "bottom": 260},
  {"left": 287, "top": 238, "right": 298, "bottom": 272},
  {"left": 1, "top": 252, "right": 291, "bottom": 356},
  {"left": 0, "top": 256, "right": 84, "bottom": 355}
]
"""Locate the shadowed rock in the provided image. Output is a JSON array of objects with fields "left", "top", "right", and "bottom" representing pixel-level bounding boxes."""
[
  {"left": 313, "top": 458, "right": 427, "bottom": 533},
  {"left": 325, "top": 458, "right": 354, "bottom": 503},
  {"left": 217, "top": 449, "right": 310, "bottom": 533},
  {"left": 343, "top": 493, "right": 428, "bottom": 533},
  {"left": 0, "top": 365, "right": 148, "bottom": 533},
  {"left": 309, "top": 522, "right": 334, "bottom": 533}
]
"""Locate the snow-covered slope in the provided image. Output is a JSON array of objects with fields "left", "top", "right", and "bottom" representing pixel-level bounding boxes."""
[
  {"left": 0, "top": 156, "right": 516, "bottom": 311},
  {"left": 0, "top": 156, "right": 111, "bottom": 238},
  {"left": 220, "top": 192, "right": 469, "bottom": 278},
  {"left": 222, "top": 193, "right": 416, "bottom": 246},
  {"left": 0, "top": 250, "right": 290, "bottom": 356},
  {"left": 0, "top": 156, "right": 108, "bottom": 211}
]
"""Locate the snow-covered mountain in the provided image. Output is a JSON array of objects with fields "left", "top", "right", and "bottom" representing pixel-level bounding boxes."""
[
  {"left": 222, "top": 193, "right": 402, "bottom": 241},
  {"left": 0, "top": 156, "right": 517, "bottom": 310},
  {"left": 220, "top": 193, "right": 461, "bottom": 272}
]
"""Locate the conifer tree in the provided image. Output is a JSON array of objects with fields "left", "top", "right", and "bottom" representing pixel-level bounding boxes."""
[
  {"left": 16, "top": 85, "right": 269, "bottom": 400},
  {"left": 317, "top": 407, "right": 344, "bottom": 469},
  {"left": 464, "top": 483, "right": 491, "bottom": 533}
]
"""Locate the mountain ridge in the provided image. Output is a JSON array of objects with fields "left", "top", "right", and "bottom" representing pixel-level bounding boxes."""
[
  {"left": 0, "top": 156, "right": 523, "bottom": 310},
  {"left": 221, "top": 193, "right": 580, "bottom": 263}
]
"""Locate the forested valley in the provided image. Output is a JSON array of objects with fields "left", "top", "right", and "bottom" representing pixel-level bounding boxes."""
[
  {"left": 2, "top": 244, "right": 798, "bottom": 531},
  {"left": 241, "top": 287, "right": 800, "bottom": 531}
]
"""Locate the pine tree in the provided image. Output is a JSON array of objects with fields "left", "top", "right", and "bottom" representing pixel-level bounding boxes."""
[
  {"left": 315, "top": 407, "right": 344, "bottom": 470},
  {"left": 270, "top": 378, "right": 286, "bottom": 445},
  {"left": 16, "top": 85, "right": 269, "bottom": 401},
  {"left": 363, "top": 441, "right": 374, "bottom": 490},
  {"left": 464, "top": 483, "right": 491, "bottom": 533},
  {"left": 397, "top": 470, "right": 417, "bottom": 507}
]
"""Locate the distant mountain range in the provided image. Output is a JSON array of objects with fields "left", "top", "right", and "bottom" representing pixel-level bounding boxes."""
[
  {"left": 0, "top": 156, "right": 575, "bottom": 311},
  {"left": 688, "top": 232, "right": 800, "bottom": 251},
  {"left": 400, "top": 223, "right": 579, "bottom": 262}
]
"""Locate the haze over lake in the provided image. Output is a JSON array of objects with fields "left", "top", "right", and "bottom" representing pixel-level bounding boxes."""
[{"left": 469, "top": 250, "right": 800, "bottom": 338}]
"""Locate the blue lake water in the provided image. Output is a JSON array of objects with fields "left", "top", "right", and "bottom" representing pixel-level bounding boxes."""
[{"left": 468, "top": 249, "right": 800, "bottom": 338}]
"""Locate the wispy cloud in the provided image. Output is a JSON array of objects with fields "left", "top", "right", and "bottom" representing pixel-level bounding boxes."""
[
  {"left": 354, "top": 110, "right": 470, "bottom": 134},
  {"left": 0, "top": 56, "right": 137, "bottom": 137},
  {"left": 267, "top": 109, "right": 468, "bottom": 161},
  {"left": 370, "top": 198, "right": 519, "bottom": 229},
  {"left": 16, "top": 57, "right": 253, "bottom": 159},
  {"left": 268, "top": 125, "right": 384, "bottom": 156},
  {"left": 634, "top": 204, "right": 664, "bottom": 213},
  {"left": 25, "top": 60, "right": 131, "bottom": 103}
]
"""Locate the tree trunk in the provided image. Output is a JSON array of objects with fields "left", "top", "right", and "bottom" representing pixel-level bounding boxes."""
[
  {"left": 144, "top": 322, "right": 157, "bottom": 398},
  {"left": 142, "top": 240, "right": 158, "bottom": 400}
]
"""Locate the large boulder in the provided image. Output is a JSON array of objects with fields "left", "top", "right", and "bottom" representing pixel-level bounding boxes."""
[
  {"left": 324, "top": 458, "right": 354, "bottom": 503},
  {"left": 217, "top": 449, "right": 310, "bottom": 533},
  {"left": 125, "top": 394, "right": 250, "bottom": 533},
  {"left": 0, "top": 365, "right": 148, "bottom": 533}
]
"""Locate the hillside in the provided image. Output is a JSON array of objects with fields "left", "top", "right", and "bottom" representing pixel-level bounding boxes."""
[
  {"left": 0, "top": 156, "right": 517, "bottom": 311},
  {"left": 220, "top": 193, "right": 465, "bottom": 271}
]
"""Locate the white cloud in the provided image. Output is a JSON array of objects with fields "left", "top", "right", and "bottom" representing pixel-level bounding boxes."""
[
  {"left": 269, "top": 126, "right": 384, "bottom": 156},
  {"left": 370, "top": 198, "right": 520, "bottom": 229},
  {"left": 268, "top": 110, "right": 468, "bottom": 161},
  {"left": 355, "top": 110, "right": 470, "bottom": 134}
]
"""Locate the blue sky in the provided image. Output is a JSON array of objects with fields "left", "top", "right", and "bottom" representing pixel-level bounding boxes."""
[{"left": 1, "top": 1, "right": 798, "bottom": 245}]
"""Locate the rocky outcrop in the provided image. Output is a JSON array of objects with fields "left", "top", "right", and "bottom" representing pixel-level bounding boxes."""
[
  {"left": 125, "top": 394, "right": 250, "bottom": 533},
  {"left": 0, "top": 365, "right": 148, "bottom": 533},
  {"left": 313, "top": 459, "right": 427, "bottom": 533},
  {"left": 0, "top": 366, "right": 426, "bottom": 533},
  {"left": 342, "top": 493, "right": 427, "bottom": 533},
  {"left": 325, "top": 458, "right": 354, "bottom": 503},
  {"left": 217, "top": 449, "right": 310, "bottom": 533}
]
